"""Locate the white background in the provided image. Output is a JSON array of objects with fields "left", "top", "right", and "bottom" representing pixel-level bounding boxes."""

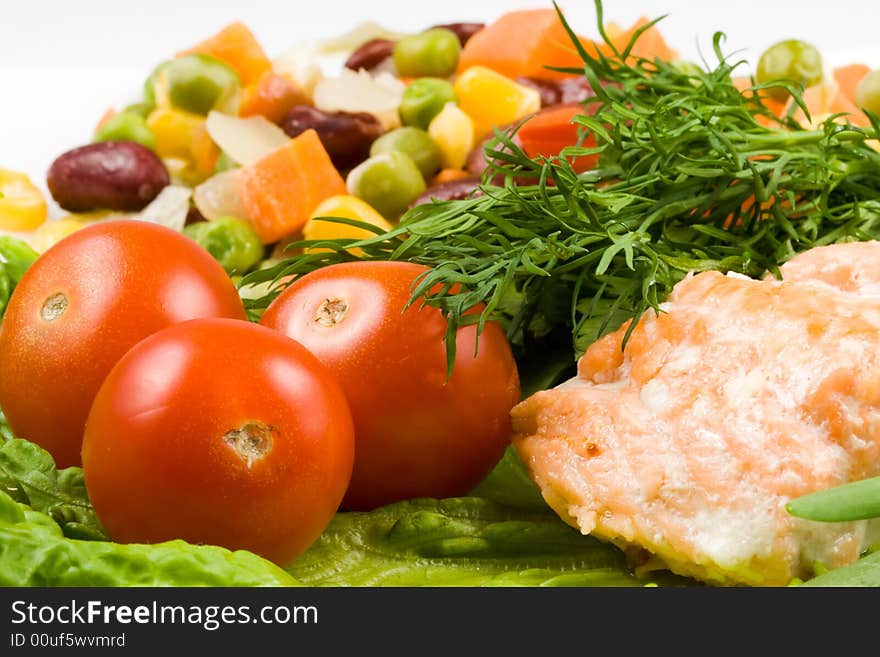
[{"left": 2, "top": 0, "right": 878, "bottom": 190}]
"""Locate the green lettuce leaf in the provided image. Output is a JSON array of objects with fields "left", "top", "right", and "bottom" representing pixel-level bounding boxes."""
[
  {"left": 0, "top": 235, "right": 39, "bottom": 316},
  {"left": 0, "top": 411, "right": 14, "bottom": 443},
  {"left": 516, "top": 345, "right": 577, "bottom": 399},
  {"left": 802, "top": 550, "right": 880, "bottom": 587},
  {"left": 468, "top": 446, "right": 548, "bottom": 511},
  {"left": 289, "top": 496, "right": 693, "bottom": 586},
  {"left": 0, "top": 413, "right": 107, "bottom": 540},
  {"left": 0, "top": 489, "right": 298, "bottom": 586},
  {"left": 468, "top": 343, "right": 571, "bottom": 512}
]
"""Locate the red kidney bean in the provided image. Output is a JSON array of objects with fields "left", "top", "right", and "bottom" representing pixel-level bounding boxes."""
[
  {"left": 429, "top": 22, "right": 485, "bottom": 46},
  {"left": 466, "top": 138, "right": 491, "bottom": 177},
  {"left": 47, "top": 141, "right": 169, "bottom": 213},
  {"left": 410, "top": 176, "right": 482, "bottom": 208},
  {"left": 465, "top": 125, "right": 522, "bottom": 180},
  {"left": 516, "top": 76, "right": 595, "bottom": 107},
  {"left": 279, "top": 106, "right": 384, "bottom": 171},
  {"left": 557, "top": 76, "right": 597, "bottom": 105},
  {"left": 185, "top": 205, "right": 207, "bottom": 226},
  {"left": 344, "top": 38, "right": 396, "bottom": 71},
  {"left": 515, "top": 77, "right": 562, "bottom": 107}
]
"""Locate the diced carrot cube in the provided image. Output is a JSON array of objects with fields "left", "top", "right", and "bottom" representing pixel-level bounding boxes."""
[
  {"left": 833, "top": 63, "right": 871, "bottom": 104},
  {"left": 237, "top": 129, "right": 347, "bottom": 243},
  {"left": 458, "top": 10, "right": 678, "bottom": 81},
  {"left": 239, "top": 72, "right": 311, "bottom": 124},
  {"left": 430, "top": 169, "right": 473, "bottom": 186},
  {"left": 790, "top": 83, "right": 870, "bottom": 128},
  {"left": 732, "top": 77, "right": 788, "bottom": 125},
  {"left": 603, "top": 17, "right": 678, "bottom": 62},
  {"left": 178, "top": 21, "right": 271, "bottom": 86},
  {"left": 518, "top": 105, "right": 598, "bottom": 172},
  {"left": 190, "top": 123, "right": 220, "bottom": 175},
  {"left": 458, "top": 9, "right": 590, "bottom": 80}
]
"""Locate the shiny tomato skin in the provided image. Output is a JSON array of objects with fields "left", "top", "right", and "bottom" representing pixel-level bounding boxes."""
[
  {"left": 82, "top": 318, "right": 354, "bottom": 565},
  {"left": 259, "top": 261, "right": 521, "bottom": 510},
  {"left": 0, "top": 220, "right": 246, "bottom": 468}
]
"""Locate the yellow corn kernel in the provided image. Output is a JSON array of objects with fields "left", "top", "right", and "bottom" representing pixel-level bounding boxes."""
[
  {"left": 146, "top": 107, "right": 218, "bottom": 183},
  {"left": 0, "top": 168, "right": 47, "bottom": 231},
  {"left": 152, "top": 69, "right": 171, "bottom": 109},
  {"left": 453, "top": 66, "right": 541, "bottom": 140},
  {"left": 147, "top": 106, "right": 202, "bottom": 160},
  {"left": 304, "top": 195, "right": 392, "bottom": 254},
  {"left": 30, "top": 217, "right": 91, "bottom": 252},
  {"left": 428, "top": 102, "right": 475, "bottom": 170}
]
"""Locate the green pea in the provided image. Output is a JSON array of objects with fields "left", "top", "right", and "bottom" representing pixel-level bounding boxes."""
[
  {"left": 394, "top": 29, "right": 461, "bottom": 78},
  {"left": 855, "top": 70, "right": 880, "bottom": 116},
  {"left": 370, "top": 127, "right": 442, "bottom": 179},
  {"left": 346, "top": 151, "right": 426, "bottom": 219},
  {"left": 121, "top": 102, "right": 153, "bottom": 119},
  {"left": 164, "top": 54, "right": 241, "bottom": 116},
  {"left": 143, "top": 60, "right": 170, "bottom": 108},
  {"left": 184, "top": 216, "right": 263, "bottom": 275},
  {"left": 93, "top": 110, "right": 157, "bottom": 150},
  {"left": 399, "top": 77, "right": 457, "bottom": 130},
  {"left": 756, "top": 39, "right": 823, "bottom": 100}
]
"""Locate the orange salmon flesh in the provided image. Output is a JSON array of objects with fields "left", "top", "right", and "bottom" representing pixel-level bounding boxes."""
[{"left": 513, "top": 241, "right": 880, "bottom": 586}]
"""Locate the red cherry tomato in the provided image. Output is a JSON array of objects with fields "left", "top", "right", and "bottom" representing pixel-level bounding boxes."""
[
  {"left": 260, "top": 261, "right": 520, "bottom": 510},
  {"left": 0, "top": 220, "right": 246, "bottom": 468},
  {"left": 82, "top": 318, "right": 354, "bottom": 565}
]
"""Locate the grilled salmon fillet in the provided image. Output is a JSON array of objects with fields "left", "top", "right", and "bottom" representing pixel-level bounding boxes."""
[{"left": 512, "top": 241, "right": 880, "bottom": 586}]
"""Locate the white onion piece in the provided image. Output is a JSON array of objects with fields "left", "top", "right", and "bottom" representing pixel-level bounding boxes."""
[
  {"left": 369, "top": 56, "right": 398, "bottom": 77},
  {"left": 316, "top": 21, "right": 408, "bottom": 54},
  {"left": 313, "top": 69, "right": 404, "bottom": 131},
  {"left": 205, "top": 111, "right": 290, "bottom": 167},
  {"left": 273, "top": 44, "right": 324, "bottom": 96},
  {"left": 373, "top": 71, "right": 407, "bottom": 95},
  {"left": 136, "top": 185, "right": 191, "bottom": 232},
  {"left": 193, "top": 170, "right": 247, "bottom": 221}
]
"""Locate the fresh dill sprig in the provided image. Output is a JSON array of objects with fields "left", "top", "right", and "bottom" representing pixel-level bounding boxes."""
[{"left": 243, "top": 0, "right": 880, "bottom": 375}]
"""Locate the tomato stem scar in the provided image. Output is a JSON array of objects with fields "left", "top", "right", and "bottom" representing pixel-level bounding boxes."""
[
  {"left": 315, "top": 297, "right": 349, "bottom": 327},
  {"left": 223, "top": 422, "right": 275, "bottom": 468},
  {"left": 41, "top": 293, "right": 68, "bottom": 321}
]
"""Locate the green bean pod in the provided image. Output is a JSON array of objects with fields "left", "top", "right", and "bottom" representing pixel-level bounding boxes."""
[{"left": 786, "top": 476, "right": 880, "bottom": 522}]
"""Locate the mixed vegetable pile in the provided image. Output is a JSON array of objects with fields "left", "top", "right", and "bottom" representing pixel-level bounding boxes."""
[{"left": 2, "top": 0, "right": 880, "bottom": 586}]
